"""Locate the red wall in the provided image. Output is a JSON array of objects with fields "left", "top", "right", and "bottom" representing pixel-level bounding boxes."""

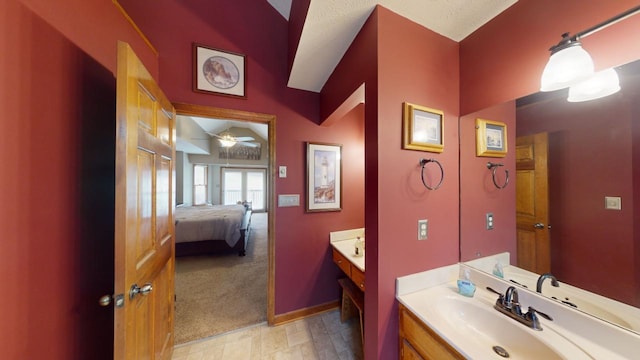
[
  {"left": 320, "top": 11, "right": 380, "bottom": 359},
  {"left": 459, "top": 101, "right": 517, "bottom": 262},
  {"left": 460, "top": 0, "right": 640, "bottom": 308},
  {"left": 1, "top": 0, "right": 150, "bottom": 358},
  {"left": 460, "top": 0, "right": 640, "bottom": 115},
  {"left": 118, "top": 0, "right": 366, "bottom": 316},
  {"left": 517, "top": 91, "right": 636, "bottom": 305},
  {"left": 2, "top": 0, "right": 365, "bottom": 358},
  {"left": 376, "top": 8, "right": 460, "bottom": 359},
  {"left": 20, "top": 0, "right": 157, "bottom": 76},
  {"left": 633, "top": 97, "right": 640, "bottom": 307},
  {"left": 321, "top": 7, "right": 460, "bottom": 358},
  {"left": 5, "top": 0, "right": 640, "bottom": 358}
]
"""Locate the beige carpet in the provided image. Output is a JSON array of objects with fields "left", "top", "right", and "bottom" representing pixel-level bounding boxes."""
[{"left": 174, "top": 212, "right": 268, "bottom": 344}]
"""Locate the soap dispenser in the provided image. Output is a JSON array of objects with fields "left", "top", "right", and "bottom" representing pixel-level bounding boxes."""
[
  {"left": 354, "top": 236, "right": 364, "bottom": 257},
  {"left": 493, "top": 260, "right": 504, "bottom": 278},
  {"left": 457, "top": 268, "right": 476, "bottom": 297}
]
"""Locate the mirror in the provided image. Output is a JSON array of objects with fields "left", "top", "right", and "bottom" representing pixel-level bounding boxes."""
[{"left": 461, "top": 58, "right": 640, "bottom": 333}]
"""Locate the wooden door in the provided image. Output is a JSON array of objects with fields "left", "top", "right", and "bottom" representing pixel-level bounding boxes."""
[
  {"left": 114, "top": 42, "right": 175, "bottom": 360},
  {"left": 516, "top": 133, "right": 550, "bottom": 273}
]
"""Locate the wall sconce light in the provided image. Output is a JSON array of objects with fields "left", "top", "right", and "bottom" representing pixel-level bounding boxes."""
[
  {"left": 567, "top": 67, "right": 620, "bottom": 102},
  {"left": 540, "top": 5, "right": 640, "bottom": 101},
  {"left": 540, "top": 32, "right": 594, "bottom": 92}
]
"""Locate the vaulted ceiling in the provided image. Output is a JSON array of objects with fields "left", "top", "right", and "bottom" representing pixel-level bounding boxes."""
[
  {"left": 179, "top": 1, "right": 519, "bottom": 153},
  {"left": 268, "top": 0, "right": 518, "bottom": 92}
]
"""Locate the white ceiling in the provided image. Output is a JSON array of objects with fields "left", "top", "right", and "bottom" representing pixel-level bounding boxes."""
[
  {"left": 267, "top": 0, "right": 292, "bottom": 20},
  {"left": 176, "top": 115, "right": 268, "bottom": 154},
  {"left": 188, "top": 116, "right": 268, "bottom": 140},
  {"left": 269, "top": 0, "right": 518, "bottom": 92}
]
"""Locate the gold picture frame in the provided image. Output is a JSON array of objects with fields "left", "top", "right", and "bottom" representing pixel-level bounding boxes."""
[
  {"left": 402, "top": 102, "right": 444, "bottom": 153},
  {"left": 476, "top": 118, "right": 507, "bottom": 157}
]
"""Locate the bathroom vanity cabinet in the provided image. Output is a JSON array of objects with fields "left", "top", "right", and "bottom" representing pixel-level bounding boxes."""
[
  {"left": 332, "top": 248, "right": 365, "bottom": 291},
  {"left": 329, "top": 228, "right": 366, "bottom": 345},
  {"left": 399, "top": 303, "right": 464, "bottom": 360}
]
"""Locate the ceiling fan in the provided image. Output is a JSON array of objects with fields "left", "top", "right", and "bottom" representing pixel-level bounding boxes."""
[{"left": 206, "top": 131, "right": 259, "bottom": 148}]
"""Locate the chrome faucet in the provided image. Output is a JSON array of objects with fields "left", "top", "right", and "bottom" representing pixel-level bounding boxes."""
[
  {"left": 487, "top": 286, "right": 553, "bottom": 331},
  {"left": 536, "top": 273, "right": 559, "bottom": 293},
  {"left": 504, "top": 286, "right": 522, "bottom": 316}
]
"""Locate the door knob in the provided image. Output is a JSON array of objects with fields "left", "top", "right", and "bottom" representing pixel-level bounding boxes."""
[
  {"left": 129, "top": 283, "right": 153, "bottom": 299},
  {"left": 534, "top": 223, "right": 545, "bottom": 229}
]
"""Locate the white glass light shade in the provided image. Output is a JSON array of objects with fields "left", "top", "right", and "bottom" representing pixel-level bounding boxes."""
[
  {"left": 219, "top": 139, "right": 236, "bottom": 147},
  {"left": 567, "top": 68, "right": 621, "bottom": 102},
  {"left": 540, "top": 45, "right": 595, "bottom": 91}
]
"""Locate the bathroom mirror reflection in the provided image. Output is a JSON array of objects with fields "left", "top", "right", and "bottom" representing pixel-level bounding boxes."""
[{"left": 461, "top": 58, "right": 640, "bottom": 334}]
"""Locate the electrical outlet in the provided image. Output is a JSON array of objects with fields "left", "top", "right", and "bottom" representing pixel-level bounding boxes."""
[
  {"left": 418, "top": 219, "right": 428, "bottom": 240},
  {"left": 486, "top": 213, "right": 494, "bottom": 230}
]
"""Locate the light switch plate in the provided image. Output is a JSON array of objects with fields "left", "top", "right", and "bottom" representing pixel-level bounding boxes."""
[
  {"left": 278, "top": 194, "right": 299, "bottom": 207},
  {"left": 279, "top": 166, "right": 287, "bottom": 178},
  {"left": 605, "top": 196, "right": 621, "bottom": 210}
]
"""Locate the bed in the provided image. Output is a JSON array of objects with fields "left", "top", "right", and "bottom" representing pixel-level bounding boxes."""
[{"left": 174, "top": 203, "right": 252, "bottom": 256}]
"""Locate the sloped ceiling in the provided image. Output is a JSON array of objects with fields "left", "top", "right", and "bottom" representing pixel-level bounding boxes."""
[
  {"left": 176, "top": 115, "right": 268, "bottom": 154},
  {"left": 179, "top": 1, "right": 519, "bottom": 152},
  {"left": 269, "top": 0, "right": 518, "bottom": 92}
]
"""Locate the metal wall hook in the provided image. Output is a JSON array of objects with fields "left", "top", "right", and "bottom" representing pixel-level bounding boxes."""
[
  {"left": 487, "top": 162, "right": 509, "bottom": 189},
  {"left": 419, "top": 158, "right": 444, "bottom": 190}
]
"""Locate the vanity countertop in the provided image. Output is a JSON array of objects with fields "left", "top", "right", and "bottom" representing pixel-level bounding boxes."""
[
  {"left": 329, "top": 228, "right": 364, "bottom": 272},
  {"left": 396, "top": 263, "right": 640, "bottom": 360},
  {"left": 465, "top": 252, "right": 640, "bottom": 333}
]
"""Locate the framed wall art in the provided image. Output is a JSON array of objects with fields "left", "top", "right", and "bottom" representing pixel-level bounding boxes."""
[
  {"left": 306, "top": 142, "right": 342, "bottom": 212},
  {"left": 476, "top": 118, "right": 507, "bottom": 157},
  {"left": 193, "top": 43, "right": 246, "bottom": 98},
  {"left": 402, "top": 102, "right": 444, "bottom": 153}
]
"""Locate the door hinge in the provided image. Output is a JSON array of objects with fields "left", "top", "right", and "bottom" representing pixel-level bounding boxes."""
[{"left": 99, "top": 294, "right": 125, "bottom": 308}]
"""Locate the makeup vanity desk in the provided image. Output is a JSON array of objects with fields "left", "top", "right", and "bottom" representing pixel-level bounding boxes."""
[{"left": 330, "top": 228, "right": 365, "bottom": 344}]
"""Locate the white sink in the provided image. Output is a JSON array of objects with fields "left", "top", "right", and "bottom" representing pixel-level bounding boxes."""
[
  {"left": 542, "top": 286, "right": 632, "bottom": 329},
  {"left": 504, "top": 267, "right": 640, "bottom": 332},
  {"left": 400, "top": 285, "right": 593, "bottom": 359}
]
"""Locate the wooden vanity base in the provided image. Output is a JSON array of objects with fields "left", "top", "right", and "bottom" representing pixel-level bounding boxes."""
[
  {"left": 399, "top": 303, "right": 464, "bottom": 360},
  {"left": 338, "top": 278, "right": 364, "bottom": 346}
]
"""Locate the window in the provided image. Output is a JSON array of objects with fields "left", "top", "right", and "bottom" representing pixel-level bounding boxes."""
[
  {"left": 222, "top": 168, "right": 266, "bottom": 211},
  {"left": 193, "top": 164, "right": 208, "bottom": 205}
]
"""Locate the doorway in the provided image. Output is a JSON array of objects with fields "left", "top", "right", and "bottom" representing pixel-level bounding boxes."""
[
  {"left": 173, "top": 103, "right": 275, "bottom": 343},
  {"left": 515, "top": 132, "right": 550, "bottom": 274}
]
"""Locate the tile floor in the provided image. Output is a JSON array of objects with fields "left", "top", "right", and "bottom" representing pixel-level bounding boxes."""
[{"left": 172, "top": 309, "right": 363, "bottom": 360}]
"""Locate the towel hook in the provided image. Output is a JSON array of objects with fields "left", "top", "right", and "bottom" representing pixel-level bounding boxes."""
[
  {"left": 487, "top": 162, "right": 509, "bottom": 189},
  {"left": 419, "top": 158, "right": 444, "bottom": 190}
]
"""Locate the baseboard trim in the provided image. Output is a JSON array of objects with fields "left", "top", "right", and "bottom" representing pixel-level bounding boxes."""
[{"left": 272, "top": 300, "right": 340, "bottom": 326}]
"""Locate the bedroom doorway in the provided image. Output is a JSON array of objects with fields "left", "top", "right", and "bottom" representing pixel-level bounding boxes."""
[{"left": 172, "top": 103, "right": 275, "bottom": 344}]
